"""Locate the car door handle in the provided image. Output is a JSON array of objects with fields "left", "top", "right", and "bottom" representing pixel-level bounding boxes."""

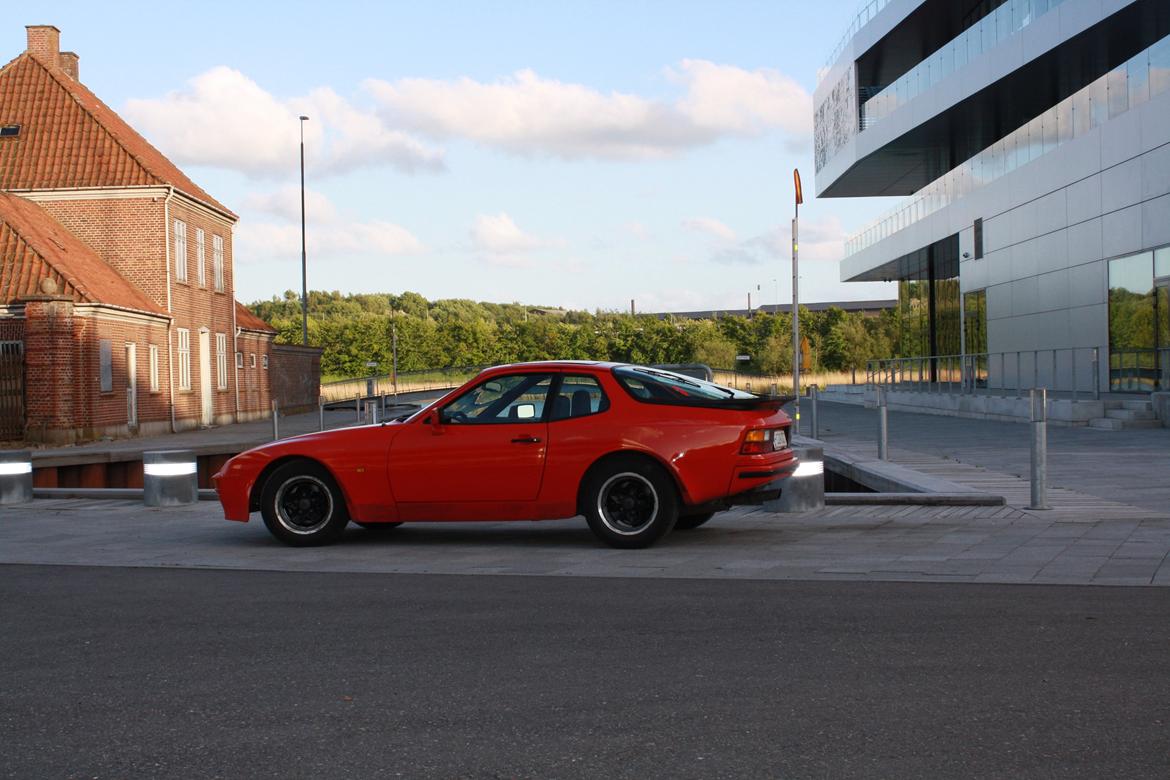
[{"left": 511, "top": 436, "right": 542, "bottom": 444}]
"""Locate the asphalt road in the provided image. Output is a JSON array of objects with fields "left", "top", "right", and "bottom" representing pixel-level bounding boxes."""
[{"left": 3, "top": 565, "right": 1169, "bottom": 779}]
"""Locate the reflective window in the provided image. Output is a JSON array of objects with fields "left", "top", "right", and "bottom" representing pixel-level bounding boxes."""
[
  {"left": 549, "top": 375, "right": 610, "bottom": 421},
  {"left": 1109, "top": 252, "right": 1155, "bottom": 351},
  {"left": 1156, "top": 247, "right": 1170, "bottom": 279},
  {"left": 964, "top": 291, "right": 988, "bottom": 355},
  {"left": 442, "top": 374, "right": 553, "bottom": 424}
]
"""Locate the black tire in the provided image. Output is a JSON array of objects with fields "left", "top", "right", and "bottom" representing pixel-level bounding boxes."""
[
  {"left": 675, "top": 511, "right": 716, "bottom": 530},
  {"left": 260, "top": 460, "right": 349, "bottom": 547},
  {"left": 581, "top": 455, "right": 678, "bottom": 549},
  {"left": 353, "top": 521, "right": 403, "bottom": 531}
]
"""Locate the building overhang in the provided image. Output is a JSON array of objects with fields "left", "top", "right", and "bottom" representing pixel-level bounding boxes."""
[{"left": 817, "top": 0, "right": 1167, "bottom": 198}]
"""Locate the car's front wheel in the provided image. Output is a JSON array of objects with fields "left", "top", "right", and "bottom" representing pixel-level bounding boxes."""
[
  {"left": 260, "top": 460, "right": 349, "bottom": 546},
  {"left": 582, "top": 456, "right": 678, "bottom": 549}
]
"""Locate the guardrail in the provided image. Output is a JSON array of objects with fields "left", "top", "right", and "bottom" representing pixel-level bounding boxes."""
[{"left": 866, "top": 348, "right": 1105, "bottom": 400}]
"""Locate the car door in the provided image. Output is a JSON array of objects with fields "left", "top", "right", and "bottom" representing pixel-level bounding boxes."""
[{"left": 388, "top": 373, "right": 554, "bottom": 505}]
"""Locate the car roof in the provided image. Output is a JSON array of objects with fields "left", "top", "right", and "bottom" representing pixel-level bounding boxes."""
[{"left": 482, "top": 360, "right": 622, "bottom": 373}]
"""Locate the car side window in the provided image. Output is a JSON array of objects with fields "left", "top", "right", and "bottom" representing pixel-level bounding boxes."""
[
  {"left": 549, "top": 375, "right": 610, "bottom": 421},
  {"left": 442, "top": 374, "right": 553, "bottom": 424}
]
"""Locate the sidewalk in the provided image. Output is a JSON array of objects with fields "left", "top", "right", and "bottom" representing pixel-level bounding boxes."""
[{"left": 802, "top": 400, "right": 1170, "bottom": 516}]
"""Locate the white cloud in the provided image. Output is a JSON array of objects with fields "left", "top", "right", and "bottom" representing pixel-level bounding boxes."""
[
  {"left": 711, "top": 215, "right": 848, "bottom": 265},
  {"left": 470, "top": 212, "right": 561, "bottom": 260},
  {"left": 123, "top": 66, "right": 444, "bottom": 178},
  {"left": 682, "top": 216, "right": 737, "bottom": 243},
  {"left": 623, "top": 221, "right": 651, "bottom": 241},
  {"left": 364, "top": 59, "right": 811, "bottom": 160},
  {"left": 235, "top": 187, "right": 423, "bottom": 260}
]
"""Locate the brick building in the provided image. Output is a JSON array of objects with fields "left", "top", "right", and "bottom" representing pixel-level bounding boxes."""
[{"left": 0, "top": 25, "right": 287, "bottom": 443}]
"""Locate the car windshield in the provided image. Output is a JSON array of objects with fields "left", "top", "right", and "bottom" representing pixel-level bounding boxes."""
[{"left": 613, "top": 365, "right": 755, "bottom": 403}]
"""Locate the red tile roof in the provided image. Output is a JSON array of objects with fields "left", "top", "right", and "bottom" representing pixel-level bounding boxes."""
[
  {"left": 235, "top": 301, "right": 277, "bottom": 333},
  {"left": 0, "top": 52, "right": 235, "bottom": 218},
  {"left": 0, "top": 190, "right": 166, "bottom": 315}
]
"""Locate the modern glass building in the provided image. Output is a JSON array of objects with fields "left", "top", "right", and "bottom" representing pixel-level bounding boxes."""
[{"left": 815, "top": 0, "right": 1170, "bottom": 393}]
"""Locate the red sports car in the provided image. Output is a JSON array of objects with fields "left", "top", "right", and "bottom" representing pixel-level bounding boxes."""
[{"left": 213, "top": 362, "right": 797, "bottom": 548}]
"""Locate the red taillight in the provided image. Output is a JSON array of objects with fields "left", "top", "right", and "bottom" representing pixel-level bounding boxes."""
[{"left": 741, "top": 427, "right": 788, "bottom": 454}]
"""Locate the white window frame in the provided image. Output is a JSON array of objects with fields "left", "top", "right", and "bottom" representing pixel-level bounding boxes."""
[
  {"left": 196, "top": 228, "right": 206, "bottom": 287},
  {"left": 177, "top": 328, "right": 191, "bottom": 390},
  {"left": 250, "top": 353, "right": 257, "bottom": 369},
  {"left": 212, "top": 234, "right": 224, "bottom": 292},
  {"left": 262, "top": 354, "right": 269, "bottom": 370},
  {"left": 236, "top": 351, "right": 243, "bottom": 369},
  {"left": 149, "top": 344, "right": 159, "bottom": 392},
  {"left": 215, "top": 333, "right": 228, "bottom": 390},
  {"left": 173, "top": 220, "right": 188, "bottom": 283}
]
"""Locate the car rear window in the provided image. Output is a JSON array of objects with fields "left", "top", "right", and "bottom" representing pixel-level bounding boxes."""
[{"left": 613, "top": 366, "right": 756, "bottom": 406}]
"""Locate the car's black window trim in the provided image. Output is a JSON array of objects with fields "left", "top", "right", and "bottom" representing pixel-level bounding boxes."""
[{"left": 611, "top": 366, "right": 773, "bottom": 411}]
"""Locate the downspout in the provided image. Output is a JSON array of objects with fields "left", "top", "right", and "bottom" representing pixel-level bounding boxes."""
[
  {"left": 232, "top": 225, "right": 241, "bottom": 422},
  {"left": 164, "top": 186, "right": 177, "bottom": 433}
]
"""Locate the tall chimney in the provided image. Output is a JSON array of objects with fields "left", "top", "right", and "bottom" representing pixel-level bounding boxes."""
[
  {"left": 58, "top": 51, "right": 79, "bottom": 79},
  {"left": 25, "top": 25, "right": 61, "bottom": 61}
]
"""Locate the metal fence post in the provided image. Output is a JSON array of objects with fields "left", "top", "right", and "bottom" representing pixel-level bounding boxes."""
[
  {"left": 1072, "top": 350, "right": 1078, "bottom": 401},
  {"left": 355, "top": 393, "right": 361, "bottom": 422},
  {"left": 271, "top": 400, "right": 280, "bottom": 441},
  {"left": 877, "top": 385, "right": 889, "bottom": 461},
  {"left": 810, "top": 385, "right": 819, "bottom": 439},
  {"left": 1016, "top": 352, "right": 1022, "bottom": 399},
  {"left": 1028, "top": 388, "right": 1050, "bottom": 510},
  {"left": 1092, "top": 347, "right": 1101, "bottom": 400},
  {"left": 319, "top": 397, "right": 325, "bottom": 431}
]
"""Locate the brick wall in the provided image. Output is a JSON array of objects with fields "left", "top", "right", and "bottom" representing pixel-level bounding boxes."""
[
  {"left": 271, "top": 344, "right": 323, "bottom": 413},
  {"left": 21, "top": 296, "right": 171, "bottom": 443},
  {"left": 37, "top": 192, "right": 252, "bottom": 431},
  {"left": 236, "top": 331, "right": 273, "bottom": 420}
]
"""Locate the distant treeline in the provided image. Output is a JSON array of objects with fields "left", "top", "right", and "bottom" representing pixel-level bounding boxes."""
[{"left": 249, "top": 290, "right": 913, "bottom": 381}]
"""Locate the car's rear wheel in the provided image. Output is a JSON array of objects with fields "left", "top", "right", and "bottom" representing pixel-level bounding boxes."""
[
  {"left": 675, "top": 511, "right": 716, "bottom": 530},
  {"left": 260, "top": 460, "right": 349, "bottom": 547},
  {"left": 353, "top": 521, "right": 403, "bottom": 532},
  {"left": 582, "top": 456, "right": 678, "bottom": 549}
]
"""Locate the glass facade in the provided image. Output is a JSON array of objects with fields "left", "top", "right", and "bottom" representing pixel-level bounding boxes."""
[
  {"left": 963, "top": 291, "right": 988, "bottom": 355},
  {"left": 1108, "top": 248, "right": 1170, "bottom": 391},
  {"left": 861, "top": 0, "right": 1066, "bottom": 129},
  {"left": 847, "top": 34, "right": 1170, "bottom": 256},
  {"left": 893, "top": 277, "right": 961, "bottom": 359}
]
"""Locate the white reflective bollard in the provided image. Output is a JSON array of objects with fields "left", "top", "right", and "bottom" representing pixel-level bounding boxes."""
[
  {"left": 143, "top": 450, "right": 198, "bottom": 506},
  {"left": 766, "top": 445, "right": 825, "bottom": 513},
  {"left": 0, "top": 450, "right": 33, "bottom": 505}
]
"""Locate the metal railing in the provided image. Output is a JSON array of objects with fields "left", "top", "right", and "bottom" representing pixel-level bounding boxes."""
[
  {"left": 866, "top": 348, "right": 1104, "bottom": 400},
  {"left": 820, "top": 0, "right": 894, "bottom": 84},
  {"left": 320, "top": 365, "right": 489, "bottom": 403},
  {"left": 1110, "top": 347, "right": 1170, "bottom": 393}
]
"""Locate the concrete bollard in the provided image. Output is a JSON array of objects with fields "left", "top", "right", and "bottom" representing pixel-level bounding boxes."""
[
  {"left": 766, "top": 445, "right": 825, "bottom": 513},
  {"left": 1028, "top": 388, "right": 1050, "bottom": 510},
  {"left": 0, "top": 450, "right": 34, "bottom": 505},
  {"left": 143, "top": 450, "right": 198, "bottom": 507}
]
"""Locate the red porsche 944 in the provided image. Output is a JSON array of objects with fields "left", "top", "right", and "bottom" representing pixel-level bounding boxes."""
[{"left": 213, "top": 362, "right": 797, "bottom": 549}]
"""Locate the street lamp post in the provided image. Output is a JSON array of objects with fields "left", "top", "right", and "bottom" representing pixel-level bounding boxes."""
[
  {"left": 299, "top": 115, "right": 310, "bottom": 346},
  {"left": 792, "top": 169, "right": 803, "bottom": 425}
]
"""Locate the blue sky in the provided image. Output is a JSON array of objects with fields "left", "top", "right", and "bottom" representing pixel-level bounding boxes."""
[{"left": 11, "top": 1, "right": 899, "bottom": 311}]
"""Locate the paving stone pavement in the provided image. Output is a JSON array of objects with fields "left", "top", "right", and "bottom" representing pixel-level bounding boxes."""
[{"left": 3, "top": 499, "right": 1169, "bottom": 587}]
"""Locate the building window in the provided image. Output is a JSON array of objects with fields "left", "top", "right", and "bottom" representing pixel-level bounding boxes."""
[
  {"left": 213, "top": 234, "right": 224, "bottom": 292},
  {"left": 173, "top": 220, "right": 188, "bottom": 283},
  {"left": 1107, "top": 249, "right": 1170, "bottom": 392},
  {"left": 973, "top": 218, "right": 983, "bottom": 259},
  {"left": 177, "top": 328, "right": 191, "bottom": 390},
  {"left": 0, "top": 124, "right": 20, "bottom": 137},
  {"left": 216, "top": 333, "right": 228, "bottom": 390},
  {"left": 250, "top": 353, "right": 256, "bottom": 369},
  {"left": 149, "top": 344, "right": 159, "bottom": 392},
  {"left": 236, "top": 352, "right": 243, "bottom": 369},
  {"left": 196, "top": 228, "right": 206, "bottom": 287},
  {"left": 99, "top": 339, "right": 113, "bottom": 392},
  {"left": 262, "top": 354, "right": 269, "bottom": 369}
]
